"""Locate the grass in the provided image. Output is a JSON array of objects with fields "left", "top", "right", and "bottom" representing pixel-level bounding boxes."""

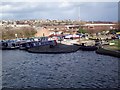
[
  {"left": 105, "top": 39, "right": 120, "bottom": 51},
  {"left": 110, "top": 39, "right": 120, "bottom": 48}
]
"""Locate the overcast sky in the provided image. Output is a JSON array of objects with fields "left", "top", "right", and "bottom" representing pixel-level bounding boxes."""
[{"left": 0, "top": 1, "right": 119, "bottom": 21}]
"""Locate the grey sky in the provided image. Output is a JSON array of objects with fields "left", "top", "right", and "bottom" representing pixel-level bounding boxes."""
[{"left": 0, "top": 1, "right": 118, "bottom": 21}]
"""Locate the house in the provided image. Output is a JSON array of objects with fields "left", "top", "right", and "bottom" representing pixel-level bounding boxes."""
[
  {"left": 35, "top": 27, "right": 50, "bottom": 37},
  {"left": 42, "top": 25, "right": 80, "bottom": 35}
]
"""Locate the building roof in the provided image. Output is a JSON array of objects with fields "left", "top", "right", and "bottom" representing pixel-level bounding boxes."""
[{"left": 83, "top": 23, "right": 116, "bottom": 26}]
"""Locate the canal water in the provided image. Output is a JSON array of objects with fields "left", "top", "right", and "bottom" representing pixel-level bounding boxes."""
[{"left": 2, "top": 50, "right": 119, "bottom": 88}]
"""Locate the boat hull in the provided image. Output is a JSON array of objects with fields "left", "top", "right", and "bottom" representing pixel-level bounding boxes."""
[{"left": 80, "top": 46, "right": 98, "bottom": 51}]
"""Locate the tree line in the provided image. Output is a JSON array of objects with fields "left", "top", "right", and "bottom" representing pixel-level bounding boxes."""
[{"left": 0, "top": 27, "right": 37, "bottom": 40}]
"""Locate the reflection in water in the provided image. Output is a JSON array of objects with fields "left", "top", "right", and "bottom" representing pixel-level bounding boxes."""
[{"left": 2, "top": 50, "right": 118, "bottom": 88}]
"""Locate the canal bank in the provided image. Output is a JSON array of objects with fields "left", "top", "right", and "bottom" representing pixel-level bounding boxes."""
[
  {"left": 96, "top": 45, "right": 120, "bottom": 58},
  {"left": 96, "top": 48, "right": 120, "bottom": 58}
]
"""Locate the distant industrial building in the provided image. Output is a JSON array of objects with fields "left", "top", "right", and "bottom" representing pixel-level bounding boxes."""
[{"left": 81, "top": 23, "right": 117, "bottom": 33}]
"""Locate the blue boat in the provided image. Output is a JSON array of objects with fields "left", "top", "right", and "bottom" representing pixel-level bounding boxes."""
[{"left": 19, "top": 40, "right": 57, "bottom": 50}]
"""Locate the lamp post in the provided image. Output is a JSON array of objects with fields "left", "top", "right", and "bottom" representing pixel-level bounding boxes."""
[{"left": 15, "top": 34, "right": 18, "bottom": 39}]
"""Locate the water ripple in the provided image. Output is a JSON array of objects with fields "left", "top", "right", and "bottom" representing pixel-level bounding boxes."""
[{"left": 2, "top": 50, "right": 119, "bottom": 88}]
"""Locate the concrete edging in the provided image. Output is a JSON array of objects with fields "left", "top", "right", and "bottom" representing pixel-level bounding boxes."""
[
  {"left": 27, "top": 44, "right": 80, "bottom": 54},
  {"left": 96, "top": 48, "right": 120, "bottom": 58}
]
